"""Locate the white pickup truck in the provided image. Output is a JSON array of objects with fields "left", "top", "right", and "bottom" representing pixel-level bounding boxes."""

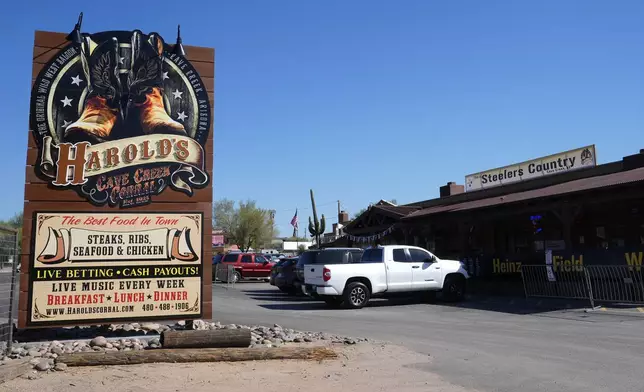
[{"left": 304, "top": 245, "right": 468, "bottom": 309}]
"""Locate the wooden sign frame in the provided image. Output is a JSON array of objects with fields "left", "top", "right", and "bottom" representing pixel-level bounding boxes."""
[{"left": 19, "top": 30, "right": 214, "bottom": 328}]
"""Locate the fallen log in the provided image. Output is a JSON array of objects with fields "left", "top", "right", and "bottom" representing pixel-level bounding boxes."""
[
  {"left": 160, "top": 329, "right": 251, "bottom": 348},
  {"left": 57, "top": 346, "right": 337, "bottom": 367}
]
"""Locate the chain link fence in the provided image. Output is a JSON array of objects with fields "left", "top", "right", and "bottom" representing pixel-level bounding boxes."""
[
  {"left": 521, "top": 264, "right": 644, "bottom": 308},
  {"left": 0, "top": 227, "right": 19, "bottom": 355},
  {"left": 212, "top": 263, "right": 236, "bottom": 288}
]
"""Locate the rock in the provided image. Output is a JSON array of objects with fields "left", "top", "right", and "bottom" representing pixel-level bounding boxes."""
[
  {"left": 29, "top": 358, "right": 40, "bottom": 366},
  {"left": 344, "top": 339, "right": 356, "bottom": 345},
  {"left": 105, "top": 343, "right": 114, "bottom": 349},
  {"left": 51, "top": 347, "right": 64, "bottom": 356},
  {"left": 27, "top": 350, "right": 41, "bottom": 357},
  {"left": 34, "top": 359, "right": 50, "bottom": 371},
  {"left": 27, "top": 374, "right": 38, "bottom": 380},
  {"left": 54, "top": 363, "right": 67, "bottom": 372},
  {"left": 92, "top": 346, "right": 104, "bottom": 352},
  {"left": 177, "top": 320, "right": 186, "bottom": 327},
  {"left": 122, "top": 324, "right": 134, "bottom": 332},
  {"left": 90, "top": 336, "right": 108, "bottom": 347},
  {"left": 149, "top": 338, "right": 160, "bottom": 346},
  {"left": 294, "top": 338, "right": 303, "bottom": 343},
  {"left": 271, "top": 338, "right": 283, "bottom": 344},
  {"left": 141, "top": 323, "right": 161, "bottom": 332},
  {"left": 304, "top": 337, "right": 313, "bottom": 343},
  {"left": 133, "top": 344, "right": 143, "bottom": 350},
  {"left": 131, "top": 323, "right": 141, "bottom": 330},
  {"left": 262, "top": 339, "right": 272, "bottom": 345},
  {"left": 192, "top": 320, "right": 207, "bottom": 330},
  {"left": 149, "top": 343, "right": 159, "bottom": 349}
]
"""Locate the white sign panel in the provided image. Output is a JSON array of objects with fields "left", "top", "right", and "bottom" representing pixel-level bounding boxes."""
[{"left": 465, "top": 145, "right": 596, "bottom": 192}]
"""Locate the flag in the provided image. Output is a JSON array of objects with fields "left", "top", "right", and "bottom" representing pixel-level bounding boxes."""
[{"left": 290, "top": 209, "right": 299, "bottom": 229}]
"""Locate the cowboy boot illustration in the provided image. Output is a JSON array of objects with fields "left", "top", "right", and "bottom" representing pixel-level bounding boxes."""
[
  {"left": 126, "top": 31, "right": 186, "bottom": 136},
  {"left": 65, "top": 36, "right": 122, "bottom": 144}
]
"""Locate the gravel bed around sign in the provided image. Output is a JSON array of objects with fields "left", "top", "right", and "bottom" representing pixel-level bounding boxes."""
[{"left": 1, "top": 320, "right": 366, "bottom": 374}]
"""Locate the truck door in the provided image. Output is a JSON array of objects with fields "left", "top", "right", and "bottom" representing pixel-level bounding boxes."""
[
  {"left": 409, "top": 248, "right": 442, "bottom": 290},
  {"left": 385, "top": 247, "right": 413, "bottom": 292},
  {"left": 240, "top": 254, "right": 256, "bottom": 277}
]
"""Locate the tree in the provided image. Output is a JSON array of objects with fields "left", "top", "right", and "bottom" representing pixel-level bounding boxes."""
[
  {"left": 0, "top": 211, "right": 23, "bottom": 260},
  {"left": 352, "top": 199, "right": 398, "bottom": 219},
  {"left": 297, "top": 244, "right": 306, "bottom": 255},
  {"left": 213, "top": 199, "right": 278, "bottom": 252}
]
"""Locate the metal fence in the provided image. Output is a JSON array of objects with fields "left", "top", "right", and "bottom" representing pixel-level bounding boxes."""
[
  {"left": 0, "top": 227, "right": 19, "bottom": 355},
  {"left": 521, "top": 264, "right": 589, "bottom": 300},
  {"left": 212, "top": 263, "right": 236, "bottom": 288},
  {"left": 521, "top": 264, "right": 644, "bottom": 308}
]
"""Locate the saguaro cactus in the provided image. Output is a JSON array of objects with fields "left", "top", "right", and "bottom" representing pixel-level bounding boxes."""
[{"left": 308, "top": 189, "right": 326, "bottom": 246}]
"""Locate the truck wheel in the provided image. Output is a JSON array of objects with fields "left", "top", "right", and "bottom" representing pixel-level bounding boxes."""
[
  {"left": 443, "top": 275, "right": 465, "bottom": 302},
  {"left": 323, "top": 296, "right": 344, "bottom": 308},
  {"left": 231, "top": 270, "right": 242, "bottom": 284},
  {"left": 343, "top": 282, "right": 370, "bottom": 309}
]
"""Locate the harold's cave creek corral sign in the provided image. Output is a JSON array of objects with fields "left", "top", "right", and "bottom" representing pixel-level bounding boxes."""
[
  {"left": 31, "top": 29, "right": 211, "bottom": 208},
  {"left": 20, "top": 21, "right": 214, "bottom": 329}
]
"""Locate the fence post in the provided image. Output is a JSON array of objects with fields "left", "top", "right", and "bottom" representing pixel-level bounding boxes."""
[
  {"left": 520, "top": 268, "right": 528, "bottom": 299},
  {"left": 6, "top": 230, "right": 18, "bottom": 355},
  {"left": 583, "top": 267, "right": 600, "bottom": 311}
]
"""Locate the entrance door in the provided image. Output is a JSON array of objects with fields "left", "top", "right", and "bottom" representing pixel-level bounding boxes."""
[{"left": 408, "top": 248, "right": 442, "bottom": 290}]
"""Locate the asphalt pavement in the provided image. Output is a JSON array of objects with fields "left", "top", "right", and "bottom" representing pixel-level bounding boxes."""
[{"left": 213, "top": 281, "right": 644, "bottom": 392}]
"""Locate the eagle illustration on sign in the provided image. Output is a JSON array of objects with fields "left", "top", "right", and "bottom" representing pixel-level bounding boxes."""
[{"left": 31, "top": 23, "right": 211, "bottom": 208}]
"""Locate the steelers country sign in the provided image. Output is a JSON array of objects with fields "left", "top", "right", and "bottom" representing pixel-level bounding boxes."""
[{"left": 30, "top": 30, "right": 211, "bottom": 208}]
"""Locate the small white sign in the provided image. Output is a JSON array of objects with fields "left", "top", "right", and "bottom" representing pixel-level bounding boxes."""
[
  {"left": 465, "top": 145, "right": 596, "bottom": 192},
  {"left": 545, "top": 250, "right": 556, "bottom": 282}
]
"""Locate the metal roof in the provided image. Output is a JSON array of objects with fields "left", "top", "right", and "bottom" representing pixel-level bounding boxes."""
[{"left": 404, "top": 166, "right": 644, "bottom": 220}]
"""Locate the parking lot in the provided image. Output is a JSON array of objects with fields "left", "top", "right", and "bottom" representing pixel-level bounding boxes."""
[{"left": 213, "top": 281, "right": 644, "bottom": 392}]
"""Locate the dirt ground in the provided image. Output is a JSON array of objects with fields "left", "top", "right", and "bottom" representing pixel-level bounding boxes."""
[{"left": 0, "top": 343, "right": 475, "bottom": 392}]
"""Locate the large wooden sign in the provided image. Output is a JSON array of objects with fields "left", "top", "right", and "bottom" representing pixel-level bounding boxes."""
[
  {"left": 29, "top": 212, "right": 202, "bottom": 326},
  {"left": 19, "top": 26, "right": 214, "bottom": 328}
]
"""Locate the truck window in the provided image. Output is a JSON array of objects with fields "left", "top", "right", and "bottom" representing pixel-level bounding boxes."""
[
  {"left": 409, "top": 248, "right": 431, "bottom": 262},
  {"left": 349, "top": 250, "right": 364, "bottom": 263},
  {"left": 241, "top": 255, "right": 253, "bottom": 263},
  {"left": 360, "top": 248, "right": 383, "bottom": 263},
  {"left": 296, "top": 251, "right": 319, "bottom": 268},
  {"left": 392, "top": 248, "right": 409, "bottom": 262},
  {"left": 222, "top": 254, "right": 238, "bottom": 263}
]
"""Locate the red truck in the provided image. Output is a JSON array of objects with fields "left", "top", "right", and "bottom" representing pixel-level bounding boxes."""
[{"left": 220, "top": 253, "right": 274, "bottom": 283}]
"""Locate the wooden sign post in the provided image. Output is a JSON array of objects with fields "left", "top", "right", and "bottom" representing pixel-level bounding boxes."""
[{"left": 19, "top": 27, "right": 214, "bottom": 328}]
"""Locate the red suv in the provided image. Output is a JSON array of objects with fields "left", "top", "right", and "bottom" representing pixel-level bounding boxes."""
[{"left": 220, "top": 253, "right": 274, "bottom": 283}]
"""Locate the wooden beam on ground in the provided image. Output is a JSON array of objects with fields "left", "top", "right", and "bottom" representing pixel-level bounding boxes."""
[
  {"left": 160, "top": 328, "right": 251, "bottom": 348},
  {"left": 57, "top": 346, "right": 337, "bottom": 367}
]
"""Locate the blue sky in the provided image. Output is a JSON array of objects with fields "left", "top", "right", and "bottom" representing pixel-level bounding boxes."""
[{"left": 1, "top": 0, "right": 643, "bottom": 236}]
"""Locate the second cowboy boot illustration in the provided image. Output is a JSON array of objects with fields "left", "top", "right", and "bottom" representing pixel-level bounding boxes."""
[
  {"left": 65, "top": 36, "right": 122, "bottom": 144},
  {"left": 127, "top": 31, "right": 186, "bottom": 135}
]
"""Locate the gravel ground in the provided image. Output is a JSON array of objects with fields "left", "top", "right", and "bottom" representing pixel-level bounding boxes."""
[
  {"left": 0, "top": 320, "right": 366, "bottom": 374},
  {"left": 0, "top": 343, "right": 475, "bottom": 392}
]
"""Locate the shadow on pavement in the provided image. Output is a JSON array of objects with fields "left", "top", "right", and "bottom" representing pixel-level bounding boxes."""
[{"left": 442, "top": 295, "right": 594, "bottom": 315}]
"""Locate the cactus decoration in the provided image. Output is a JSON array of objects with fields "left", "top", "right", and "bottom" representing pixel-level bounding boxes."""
[{"left": 308, "top": 189, "right": 326, "bottom": 246}]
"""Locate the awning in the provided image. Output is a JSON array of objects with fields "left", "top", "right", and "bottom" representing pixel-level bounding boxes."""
[{"left": 404, "top": 166, "right": 644, "bottom": 220}]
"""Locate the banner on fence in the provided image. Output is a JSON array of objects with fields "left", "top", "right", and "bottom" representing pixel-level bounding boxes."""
[{"left": 27, "top": 212, "right": 203, "bottom": 326}]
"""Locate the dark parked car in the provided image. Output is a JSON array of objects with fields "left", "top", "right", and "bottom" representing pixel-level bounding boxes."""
[
  {"left": 269, "top": 258, "right": 289, "bottom": 286},
  {"left": 295, "top": 248, "right": 364, "bottom": 297},
  {"left": 270, "top": 257, "right": 301, "bottom": 294}
]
